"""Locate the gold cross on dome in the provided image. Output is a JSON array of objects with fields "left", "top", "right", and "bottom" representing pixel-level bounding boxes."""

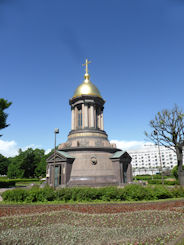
[{"left": 82, "top": 58, "right": 91, "bottom": 74}]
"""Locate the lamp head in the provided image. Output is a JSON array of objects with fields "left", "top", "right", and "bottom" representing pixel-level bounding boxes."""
[{"left": 54, "top": 128, "right": 59, "bottom": 134}]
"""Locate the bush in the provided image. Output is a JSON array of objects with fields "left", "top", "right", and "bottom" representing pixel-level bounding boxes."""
[
  {"left": 0, "top": 180, "right": 16, "bottom": 188},
  {"left": 148, "top": 179, "right": 179, "bottom": 185},
  {"left": 57, "top": 187, "right": 98, "bottom": 202},
  {"left": 134, "top": 176, "right": 152, "bottom": 181},
  {"left": 2, "top": 184, "right": 184, "bottom": 203},
  {"left": 0, "top": 178, "right": 40, "bottom": 188},
  {"left": 171, "top": 187, "right": 184, "bottom": 198},
  {"left": 152, "top": 175, "right": 167, "bottom": 179},
  {"left": 2, "top": 189, "right": 28, "bottom": 202},
  {"left": 96, "top": 186, "right": 119, "bottom": 201},
  {"left": 2, "top": 186, "right": 55, "bottom": 202},
  {"left": 13, "top": 178, "right": 39, "bottom": 183},
  {"left": 134, "top": 175, "right": 168, "bottom": 181},
  {"left": 171, "top": 165, "right": 184, "bottom": 179},
  {"left": 122, "top": 184, "right": 155, "bottom": 201},
  {"left": 76, "top": 187, "right": 96, "bottom": 201},
  {"left": 25, "top": 186, "right": 55, "bottom": 202},
  {"left": 56, "top": 188, "right": 73, "bottom": 201},
  {"left": 153, "top": 185, "right": 173, "bottom": 199},
  {"left": 144, "top": 186, "right": 157, "bottom": 200}
]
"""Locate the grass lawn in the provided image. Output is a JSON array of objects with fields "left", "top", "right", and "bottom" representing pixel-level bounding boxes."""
[{"left": 0, "top": 201, "right": 184, "bottom": 245}]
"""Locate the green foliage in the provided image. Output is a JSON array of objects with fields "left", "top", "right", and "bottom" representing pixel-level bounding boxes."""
[
  {"left": 2, "top": 186, "right": 55, "bottom": 202},
  {"left": 134, "top": 175, "right": 168, "bottom": 181},
  {"left": 25, "top": 186, "right": 56, "bottom": 202},
  {"left": 101, "top": 186, "right": 123, "bottom": 201},
  {"left": 19, "top": 148, "right": 45, "bottom": 178},
  {"left": 34, "top": 158, "right": 47, "bottom": 177},
  {"left": 172, "top": 166, "right": 178, "bottom": 179},
  {"left": 171, "top": 187, "right": 184, "bottom": 198},
  {"left": 134, "top": 176, "right": 152, "bottom": 180},
  {"left": 0, "top": 98, "right": 12, "bottom": 136},
  {"left": 152, "top": 175, "right": 167, "bottom": 179},
  {"left": 2, "top": 185, "right": 184, "bottom": 203},
  {"left": 2, "top": 189, "right": 28, "bottom": 202},
  {"left": 73, "top": 187, "right": 98, "bottom": 201},
  {"left": 171, "top": 165, "right": 184, "bottom": 180},
  {"left": 0, "top": 154, "right": 10, "bottom": 175},
  {"left": 0, "top": 179, "right": 16, "bottom": 188},
  {"left": 56, "top": 188, "right": 73, "bottom": 201},
  {"left": 7, "top": 162, "right": 24, "bottom": 179},
  {"left": 7, "top": 148, "right": 46, "bottom": 179},
  {"left": 153, "top": 185, "right": 173, "bottom": 199},
  {"left": 148, "top": 179, "right": 179, "bottom": 185},
  {"left": 122, "top": 184, "right": 156, "bottom": 201},
  {"left": 12, "top": 178, "right": 39, "bottom": 183}
]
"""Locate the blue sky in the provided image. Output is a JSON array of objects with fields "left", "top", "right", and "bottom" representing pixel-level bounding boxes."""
[{"left": 0, "top": 0, "right": 184, "bottom": 156}]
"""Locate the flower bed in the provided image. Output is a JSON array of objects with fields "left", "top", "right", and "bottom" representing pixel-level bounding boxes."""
[{"left": 0, "top": 201, "right": 184, "bottom": 245}]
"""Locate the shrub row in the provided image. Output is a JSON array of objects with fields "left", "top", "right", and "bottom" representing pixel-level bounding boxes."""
[
  {"left": 134, "top": 175, "right": 168, "bottom": 181},
  {"left": 148, "top": 179, "right": 179, "bottom": 185},
  {"left": 2, "top": 184, "right": 184, "bottom": 203},
  {"left": 8, "top": 178, "right": 39, "bottom": 183},
  {"left": 0, "top": 178, "right": 39, "bottom": 188},
  {"left": 0, "top": 180, "right": 16, "bottom": 188}
]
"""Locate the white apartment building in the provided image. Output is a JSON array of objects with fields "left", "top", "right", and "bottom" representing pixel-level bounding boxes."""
[{"left": 129, "top": 145, "right": 179, "bottom": 176}]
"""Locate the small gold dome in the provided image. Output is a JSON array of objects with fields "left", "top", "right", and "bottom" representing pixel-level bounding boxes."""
[
  {"left": 73, "top": 77, "right": 101, "bottom": 98},
  {"left": 73, "top": 59, "right": 102, "bottom": 98}
]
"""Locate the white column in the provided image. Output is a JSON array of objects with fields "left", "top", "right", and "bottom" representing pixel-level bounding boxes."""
[
  {"left": 90, "top": 105, "right": 94, "bottom": 127},
  {"left": 88, "top": 106, "right": 91, "bottom": 127},
  {"left": 71, "top": 108, "right": 75, "bottom": 130},
  {"left": 84, "top": 104, "right": 88, "bottom": 127}
]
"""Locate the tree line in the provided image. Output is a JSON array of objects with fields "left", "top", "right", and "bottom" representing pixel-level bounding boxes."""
[{"left": 0, "top": 148, "right": 52, "bottom": 178}]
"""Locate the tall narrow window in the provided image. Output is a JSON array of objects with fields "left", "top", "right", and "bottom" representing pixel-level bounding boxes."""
[
  {"left": 96, "top": 109, "right": 98, "bottom": 128},
  {"left": 78, "top": 109, "right": 82, "bottom": 128}
]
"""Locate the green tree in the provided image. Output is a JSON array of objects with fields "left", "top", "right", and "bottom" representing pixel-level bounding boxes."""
[
  {"left": 35, "top": 158, "right": 47, "bottom": 177},
  {"left": 7, "top": 154, "right": 24, "bottom": 178},
  {"left": 0, "top": 154, "right": 10, "bottom": 175},
  {"left": 145, "top": 105, "right": 184, "bottom": 186},
  {"left": 0, "top": 99, "right": 12, "bottom": 136},
  {"left": 34, "top": 150, "right": 53, "bottom": 178},
  {"left": 7, "top": 148, "right": 46, "bottom": 178},
  {"left": 171, "top": 165, "right": 184, "bottom": 180},
  {"left": 19, "top": 148, "right": 45, "bottom": 178},
  {"left": 7, "top": 162, "right": 24, "bottom": 179}
]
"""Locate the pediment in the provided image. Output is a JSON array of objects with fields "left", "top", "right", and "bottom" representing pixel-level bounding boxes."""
[
  {"left": 46, "top": 153, "right": 66, "bottom": 163},
  {"left": 110, "top": 151, "right": 132, "bottom": 161},
  {"left": 120, "top": 152, "right": 132, "bottom": 161}
]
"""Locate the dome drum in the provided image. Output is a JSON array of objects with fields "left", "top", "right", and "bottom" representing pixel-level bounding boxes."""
[{"left": 69, "top": 95, "right": 105, "bottom": 107}]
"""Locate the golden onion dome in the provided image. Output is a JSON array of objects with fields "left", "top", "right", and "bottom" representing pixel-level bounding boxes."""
[
  {"left": 73, "top": 75, "right": 101, "bottom": 98},
  {"left": 73, "top": 59, "right": 102, "bottom": 98}
]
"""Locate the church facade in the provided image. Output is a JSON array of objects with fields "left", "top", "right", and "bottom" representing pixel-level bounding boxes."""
[{"left": 46, "top": 59, "right": 132, "bottom": 187}]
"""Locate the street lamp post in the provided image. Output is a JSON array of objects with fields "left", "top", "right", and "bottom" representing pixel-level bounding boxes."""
[
  {"left": 54, "top": 128, "right": 59, "bottom": 155},
  {"left": 154, "top": 130, "right": 164, "bottom": 185},
  {"left": 54, "top": 128, "right": 59, "bottom": 188}
]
